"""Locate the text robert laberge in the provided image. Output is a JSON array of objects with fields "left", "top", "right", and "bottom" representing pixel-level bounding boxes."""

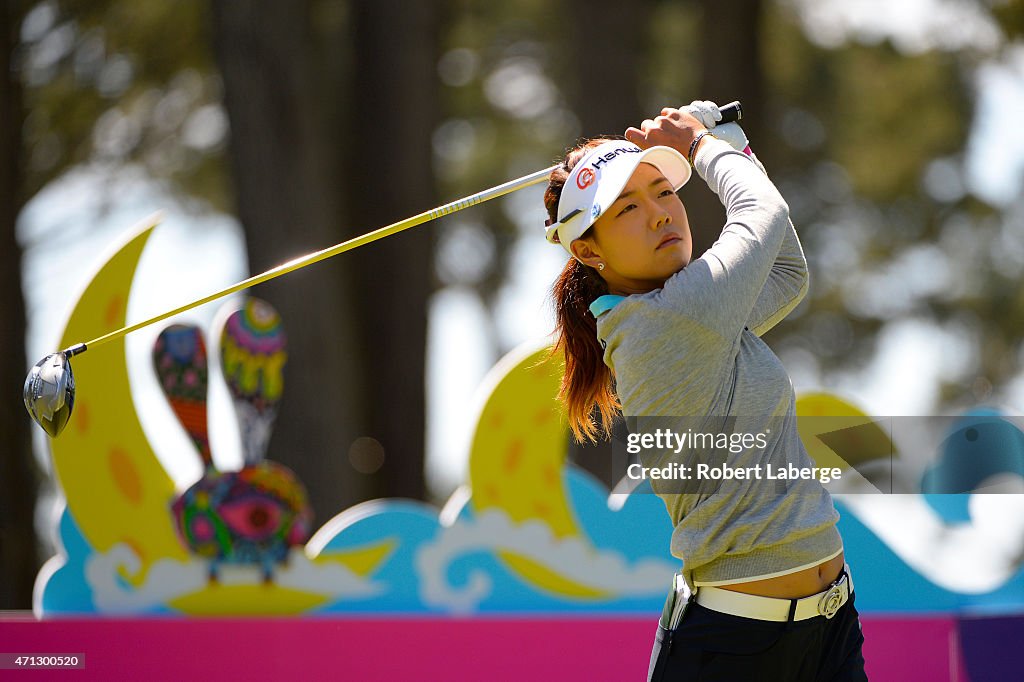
[{"left": 627, "top": 462, "right": 843, "bottom": 484}]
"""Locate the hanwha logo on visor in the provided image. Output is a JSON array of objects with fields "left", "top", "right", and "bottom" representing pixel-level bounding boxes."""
[{"left": 576, "top": 167, "right": 596, "bottom": 190}]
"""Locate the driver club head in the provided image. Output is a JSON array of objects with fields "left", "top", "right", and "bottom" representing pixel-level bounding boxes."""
[{"left": 24, "top": 350, "right": 78, "bottom": 438}]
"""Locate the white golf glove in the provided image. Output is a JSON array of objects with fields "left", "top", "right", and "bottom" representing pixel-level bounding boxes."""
[
  {"left": 682, "top": 100, "right": 722, "bottom": 129},
  {"left": 682, "top": 100, "right": 749, "bottom": 152},
  {"left": 682, "top": 99, "right": 764, "bottom": 172}
]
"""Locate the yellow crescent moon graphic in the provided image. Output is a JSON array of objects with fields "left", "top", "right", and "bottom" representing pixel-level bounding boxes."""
[
  {"left": 49, "top": 216, "right": 390, "bottom": 614},
  {"left": 468, "top": 342, "right": 607, "bottom": 599},
  {"left": 51, "top": 217, "right": 188, "bottom": 575}
]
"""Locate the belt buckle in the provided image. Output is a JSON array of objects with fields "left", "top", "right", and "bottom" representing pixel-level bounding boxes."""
[{"left": 817, "top": 576, "right": 845, "bottom": 619}]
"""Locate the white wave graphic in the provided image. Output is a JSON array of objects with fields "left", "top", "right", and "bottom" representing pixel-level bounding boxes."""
[
  {"left": 85, "top": 545, "right": 206, "bottom": 613},
  {"left": 276, "top": 551, "right": 385, "bottom": 598},
  {"left": 85, "top": 544, "right": 383, "bottom": 613},
  {"left": 415, "top": 509, "right": 676, "bottom": 613}
]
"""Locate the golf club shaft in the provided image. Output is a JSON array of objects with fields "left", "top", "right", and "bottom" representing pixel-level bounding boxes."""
[
  {"left": 75, "top": 100, "right": 743, "bottom": 355},
  {"left": 77, "top": 165, "right": 557, "bottom": 353}
]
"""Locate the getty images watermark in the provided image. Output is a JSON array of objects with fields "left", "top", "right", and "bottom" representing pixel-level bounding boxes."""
[
  {"left": 624, "top": 427, "right": 843, "bottom": 485},
  {"left": 598, "top": 414, "right": 1024, "bottom": 496}
]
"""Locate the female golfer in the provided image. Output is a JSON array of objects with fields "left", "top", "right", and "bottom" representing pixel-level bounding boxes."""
[{"left": 544, "top": 102, "right": 866, "bottom": 680}]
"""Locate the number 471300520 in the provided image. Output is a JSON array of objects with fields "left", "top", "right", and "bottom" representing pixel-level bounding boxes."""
[{"left": 1, "top": 654, "right": 84, "bottom": 669}]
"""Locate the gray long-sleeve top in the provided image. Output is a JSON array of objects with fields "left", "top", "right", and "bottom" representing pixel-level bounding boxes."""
[{"left": 592, "top": 138, "right": 841, "bottom": 590}]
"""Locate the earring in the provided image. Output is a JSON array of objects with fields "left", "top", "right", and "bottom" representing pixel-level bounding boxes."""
[{"left": 598, "top": 263, "right": 605, "bottom": 271}]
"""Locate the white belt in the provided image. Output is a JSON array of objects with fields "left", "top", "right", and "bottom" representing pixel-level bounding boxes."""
[{"left": 694, "top": 568, "right": 853, "bottom": 622}]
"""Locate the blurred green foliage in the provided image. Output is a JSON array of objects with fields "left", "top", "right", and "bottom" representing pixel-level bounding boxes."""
[
  {"left": 17, "top": 0, "right": 225, "bottom": 207},
  {"left": 12, "top": 0, "right": 1024, "bottom": 411}
]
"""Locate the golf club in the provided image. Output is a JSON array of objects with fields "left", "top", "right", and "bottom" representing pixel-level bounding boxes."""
[{"left": 23, "top": 101, "right": 743, "bottom": 437}]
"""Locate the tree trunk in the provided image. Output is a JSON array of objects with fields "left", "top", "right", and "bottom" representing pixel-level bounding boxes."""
[
  {"left": 0, "top": 0, "right": 39, "bottom": 610},
  {"left": 567, "top": 0, "right": 654, "bottom": 139},
  {"left": 688, "top": 0, "right": 766, "bottom": 258},
  {"left": 209, "top": 0, "right": 368, "bottom": 523},
  {"left": 344, "top": 0, "right": 440, "bottom": 501}
]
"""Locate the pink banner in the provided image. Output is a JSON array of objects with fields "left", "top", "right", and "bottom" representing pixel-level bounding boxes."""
[{"left": 0, "top": 615, "right": 965, "bottom": 681}]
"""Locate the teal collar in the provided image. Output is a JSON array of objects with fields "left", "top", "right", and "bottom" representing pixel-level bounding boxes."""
[{"left": 589, "top": 294, "right": 626, "bottom": 319}]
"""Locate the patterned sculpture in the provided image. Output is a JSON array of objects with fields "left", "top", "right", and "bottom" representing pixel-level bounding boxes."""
[{"left": 155, "top": 307, "right": 311, "bottom": 583}]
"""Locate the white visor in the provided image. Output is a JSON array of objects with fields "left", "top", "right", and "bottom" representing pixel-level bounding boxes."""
[{"left": 546, "top": 140, "right": 691, "bottom": 253}]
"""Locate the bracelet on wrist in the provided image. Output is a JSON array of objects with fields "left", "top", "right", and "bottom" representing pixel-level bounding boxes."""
[{"left": 688, "top": 130, "right": 716, "bottom": 165}]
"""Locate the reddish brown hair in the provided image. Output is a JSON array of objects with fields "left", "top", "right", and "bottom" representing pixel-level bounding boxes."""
[{"left": 545, "top": 137, "right": 620, "bottom": 443}]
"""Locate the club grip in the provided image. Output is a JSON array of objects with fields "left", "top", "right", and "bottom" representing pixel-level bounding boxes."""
[{"left": 719, "top": 101, "right": 743, "bottom": 124}]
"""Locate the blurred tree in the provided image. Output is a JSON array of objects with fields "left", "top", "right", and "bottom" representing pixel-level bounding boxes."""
[
  {"left": 430, "top": 0, "right": 580, "bottom": 494},
  {"left": 0, "top": 0, "right": 39, "bottom": 611},
  {"left": 758, "top": 2, "right": 984, "bottom": 405},
  {"left": 17, "top": 0, "right": 228, "bottom": 209},
  {"left": 434, "top": 0, "right": 573, "bottom": 322},
  {"left": 212, "top": 0, "right": 441, "bottom": 508},
  {"left": 209, "top": 0, "right": 369, "bottom": 524},
  {"left": 687, "top": 0, "right": 766, "bottom": 258},
  {"left": 565, "top": 0, "right": 653, "bottom": 137},
  {"left": 344, "top": 0, "right": 440, "bottom": 500}
]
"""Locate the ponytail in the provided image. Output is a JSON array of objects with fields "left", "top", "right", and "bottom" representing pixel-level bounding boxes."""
[{"left": 544, "top": 137, "right": 621, "bottom": 443}]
